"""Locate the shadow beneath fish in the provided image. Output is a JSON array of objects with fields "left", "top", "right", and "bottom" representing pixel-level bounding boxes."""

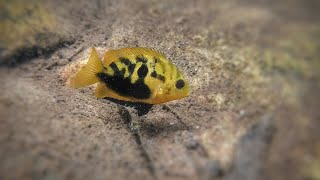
[
  {"left": 106, "top": 97, "right": 190, "bottom": 137},
  {"left": 104, "top": 97, "right": 153, "bottom": 116}
]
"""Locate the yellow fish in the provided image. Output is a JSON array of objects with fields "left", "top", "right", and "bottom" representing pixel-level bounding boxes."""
[{"left": 68, "top": 47, "right": 190, "bottom": 104}]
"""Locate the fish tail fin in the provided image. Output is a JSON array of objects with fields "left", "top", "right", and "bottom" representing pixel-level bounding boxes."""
[{"left": 68, "top": 47, "right": 103, "bottom": 88}]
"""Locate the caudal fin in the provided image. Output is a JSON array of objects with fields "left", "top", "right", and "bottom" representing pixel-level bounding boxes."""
[{"left": 68, "top": 47, "right": 103, "bottom": 88}]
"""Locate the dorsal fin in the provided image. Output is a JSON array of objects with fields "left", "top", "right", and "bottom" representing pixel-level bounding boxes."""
[
  {"left": 102, "top": 47, "right": 166, "bottom": 66},
  {"left": 102, "top": 49, "right": 119, "bottom": 66}
]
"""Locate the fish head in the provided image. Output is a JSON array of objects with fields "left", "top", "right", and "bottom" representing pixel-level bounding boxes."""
[{"left": 153, "top": 72, "right": 190, "bottom": 104}]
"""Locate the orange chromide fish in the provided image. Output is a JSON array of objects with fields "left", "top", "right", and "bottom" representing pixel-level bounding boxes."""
[{"left": 68, "top": 47, "right": 190, "bottom": 104}]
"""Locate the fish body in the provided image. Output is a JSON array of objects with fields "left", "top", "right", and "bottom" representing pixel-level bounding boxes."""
[{"left": 68, "top": 47, "right": 190, "bottom": 104}]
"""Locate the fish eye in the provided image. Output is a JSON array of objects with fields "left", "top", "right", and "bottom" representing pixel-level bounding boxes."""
[{"left": 175, "top": 79, "right": 185, "bottom": 89}]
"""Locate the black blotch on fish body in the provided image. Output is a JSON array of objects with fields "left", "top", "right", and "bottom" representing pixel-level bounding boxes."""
[
  {"left": 97, "top": 62, "right": 151, "bottom": 99},
  {"left": 151, "top": 71, "right": 166, "bottom": 82},
  {"left": 151, "top": 71, "right": 157, "bottom": 78},
  {"left": 157, "top": 75, "right": 165, "bottom": 82},
  {"left": 154, "top": 57, "right": 159, "bottom": 63}
]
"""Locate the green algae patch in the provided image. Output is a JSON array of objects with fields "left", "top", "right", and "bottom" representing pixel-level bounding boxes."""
[{"left": 0, "top": 0, "right": 73, "bottom": 65}]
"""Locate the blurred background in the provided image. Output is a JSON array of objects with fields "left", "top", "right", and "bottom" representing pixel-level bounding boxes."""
[{"left": 0, "top": 0, "right": 319, "bottom": 179}]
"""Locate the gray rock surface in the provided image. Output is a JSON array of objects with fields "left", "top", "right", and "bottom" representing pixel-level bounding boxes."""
[{"left": 0, "top": 0, "right": 319, "bottom": 179}]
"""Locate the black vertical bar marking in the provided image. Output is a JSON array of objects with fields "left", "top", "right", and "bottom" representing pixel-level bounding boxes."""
[
  {"left": 128, "top": 63, "right": 136, "bottom": 75},
  {"left": 110, "top": 62, "right": 120, "bottom": 72},
  {"left": 120, "top": 57, "right": 131, "bottom": 66},
  {"left": 136, "top": 56, "right": 148, "bottom": 63},
  {"left": 137, "top": 64, "right": 148, "bottom": 78},
  {"left": 120, "top": 68, "right": 126, "bottom": 77},
  {"left": 109, "top": 62, "right": 126, "bottom": 79}
]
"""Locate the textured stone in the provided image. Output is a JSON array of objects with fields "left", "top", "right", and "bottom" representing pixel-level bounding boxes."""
[{"left": 0, "top": 0, "right": 319, "bottom": 179}]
